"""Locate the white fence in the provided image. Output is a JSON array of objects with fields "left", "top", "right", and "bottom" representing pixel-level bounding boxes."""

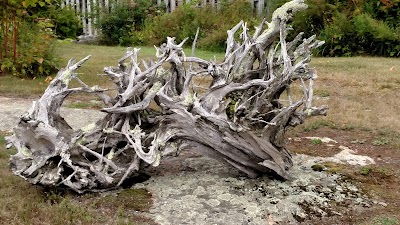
[
  {"left": 161, "top": 0, "right": 266, "bottom": 14},
  {"left": 62, "top": 0, "right": 267, "bottom": 37},
  {"left": 61, "top": 0, "right": 112, "bottom": 37}
]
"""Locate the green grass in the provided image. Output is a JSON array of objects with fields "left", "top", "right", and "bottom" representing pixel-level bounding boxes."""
[
  {"left": 301, "top": 119, "right": 336, "bottom": 132},
  {"left": 310, "top": 138, "right": 323, "bottom": 145},
  {"left": 373, "top": 137, "right": 390, "bottom": 146},
  {"left": 66, "top": 100, "right": 105, "bottom": 109},
  {"left": 0, "top": 76, "right": 50, "bottom": 98},
  {"left": 0, "top": 42, "right": 224, "bottom": 98},
  {"left": 370, "top": 216, "right": 399, "bottom": 225}
]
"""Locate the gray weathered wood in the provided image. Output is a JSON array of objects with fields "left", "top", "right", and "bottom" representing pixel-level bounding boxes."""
[{"left": 5, "top": 0, "right": 327, "bottom": 193}]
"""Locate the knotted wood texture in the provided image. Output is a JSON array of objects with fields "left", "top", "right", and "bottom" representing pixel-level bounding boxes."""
[{"left": 6, "top": 0, "right": 327, "bottom": 193}]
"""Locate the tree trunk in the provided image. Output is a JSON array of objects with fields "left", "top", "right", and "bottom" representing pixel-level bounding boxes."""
[
  {"left": 13, "top": 14, "right": 19, "bottom": 63},
  {"left": 4, "top": 16, "right": 9, "bottom": 58},
  {"left": 5, "top": 0, "right": 327, "bottom": 193}
]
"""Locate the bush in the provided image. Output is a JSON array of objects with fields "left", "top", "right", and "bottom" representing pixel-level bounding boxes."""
[
  {"left": 138, "top": 0, "right": 257, "bottom": 51},
  {"left": 318, "top": 12, "right": 400, "bottom": 57},
  {"left": 95, "top": 0, "right": 400, "bottom": 56},
  {"left": 141, "top": 3, "right": 216, "bottom": 47},
  {"left": 51, "top": 6, "right": 83, "bottom": 39},
  {"left": 288, "top": 0, "right": 400, "bottom": 57},
  {"left": 26, "top": 1, "right": 83, "bottom": 40},
  {"left": 0, "top": 21, "right": 58, "bottom": 78},
  {"left": 97, "top": 3, "right": 135, "bottom": 46},
  {"left": 97, "top": 0, "right": 159, "bottom": 46},
  {"left": 198, "top": 0, "right": 256, "bottom": 52},
  {"left": 0, "top": 0, "right": 59, "bottom": 78}
]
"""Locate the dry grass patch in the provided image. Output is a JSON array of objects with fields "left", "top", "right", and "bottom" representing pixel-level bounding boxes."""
[
  {"left": 290, "top": 57, "right": 400, "bottom": 148},
  {"left": 310, "top": 57, "right": 400, "bottom": 131}
]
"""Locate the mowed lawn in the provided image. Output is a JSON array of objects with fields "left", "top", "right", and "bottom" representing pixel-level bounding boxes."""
[
  {"left": 0, "top": 42, "right": 222, "bottom": 97},
  {"left": 0, "top": 42, "right": 399, "bottom": 224}
]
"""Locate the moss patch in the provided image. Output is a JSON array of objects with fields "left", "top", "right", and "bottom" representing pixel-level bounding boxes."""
[{"left": 94, "top": 188, "right": 153, "bottom": 212}]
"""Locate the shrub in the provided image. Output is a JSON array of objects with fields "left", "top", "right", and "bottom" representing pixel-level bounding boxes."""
[
  {"left": 51, "top": 6, "right": 83, "bottom": 39},
  {"left": 289, "top": 0, "right": 400, "bottom": 57},
  {"left": 198, "top": 0, "right": 256, "bottom": 51},
  {"left": 140, "top": 0, "right": 257, "bottom": 51},
  {"left": 25, "top": 1, "right": 83, "bottom": 39},
  {"left": 0, "top": 21, "right": 58, "bottom": 78},
  {"left": 0, "top": 0, "right": 59, "bottom": 78},
  {"left": 318, "top": 12, "right": 400, "bottom": 57},
  {"left": 97, "top": 3, "right": 136, "bottom": 46},
  {"left": 143, "top": 3, "right": 217, "bottom": 47},
  {"left": 97, "top": 0, "right": 159, "bottom": 46}
]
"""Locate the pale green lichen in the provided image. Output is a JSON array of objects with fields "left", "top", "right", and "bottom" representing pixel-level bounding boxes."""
[
  {"left": 103, "top": 128, "right": 114, "bottom": 134},
  {"left": 168, "top": 142, "right": 178, "bottom": 150},
  {"left": 81, "top": 123, "right": 96, "bottom": 133},
  {"left": 156, "top": 67, "right": 171, "bottom": 79},
  {"left": 131, "top": 125, "right": 141, "bottom": 133},
  {"left": 306, "top": 108, "right": 313, "bottom": 116},
  {"left": 21, "top": 146, "right": 32, "bottom": 158},
  {"left": 256, "top": 0, "right": 307, "bottom": 44},
  {"left": 151, "top": 152, "right": 161, "bottom": 167},
  {"left": 91, "top": 85, "right": 101, "bottom": 91},
  {"left": 61, "top": 70, "right": 73, "bottom": 86},
  {"left": 148, "top": 81, "right": 162, "bottom": 95},
  {"left": 182, "top": 93, "right": 196, "bottom": 106},
  {"left": 106, "top": 149, "right": 115, "bottom": 160}
]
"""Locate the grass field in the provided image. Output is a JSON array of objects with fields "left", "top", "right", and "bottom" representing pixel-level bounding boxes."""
[
  {"left": 0, "top": 41, "right": 223, "bottom": 98},
  {"left": 0, "top": 42, "right": 399, "bottom": 224}
]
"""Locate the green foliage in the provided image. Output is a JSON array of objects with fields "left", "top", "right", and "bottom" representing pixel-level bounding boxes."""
[
  {"left": 97, "top": 3, "right": 135, "bottom": 45},
  {"left": 0, "top": 0, "right": 58, "bottom": 78},
  {"left": 311, "top": 164, "right": 325, "bottom": 172},
  {"left": 1, "top": 21, "right": 58, "bottom": 77},
  {"left": 9, "top": 0, "right": 82, "bottom": 39},
  {"left": 373, "top": 137, "right": 390, "bottom": 146},
  {"left": 360, "top": 166, "right": 371, "bottom": 175},
  {"left": 318, "top": 12, "right": 400, "bottom": 57},
  {"left": 310, "top": 138, "right": 323, "bottom": 145},
  {"left": 51, "top": 6, "right": 83, "bottom": 39},
  {"left": 93, "top": 0, "right": 398, "bottom": 56},
  {"left": 370, "top": 216, "right": 399, "bottom": 225},
  {"left": 97, "top": 0, "right": 159, "bottom": 46},
  {"left": 137, "top": 0, "right": 257, "bottom": 51},
  {"left": 198, "top": 0, "right": 256, "bottom": 52},
  {"left": 135, "top": 3, "right": 213, "bottom": 47},
  {"left": 289, "top": 0, "right": 400, "bottom": 57}
]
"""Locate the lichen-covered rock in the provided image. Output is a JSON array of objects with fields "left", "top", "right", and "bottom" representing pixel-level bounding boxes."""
[{"left": 137, "top": 152, "right": 377, "bottom": 224}]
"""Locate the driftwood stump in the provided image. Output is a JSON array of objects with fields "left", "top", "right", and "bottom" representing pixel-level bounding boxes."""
[{"left": 5, "top": 0, "right": 327, "bottom": 193}]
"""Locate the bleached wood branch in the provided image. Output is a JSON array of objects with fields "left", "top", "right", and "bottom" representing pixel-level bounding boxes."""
[{"left": 5, "top": 0, "right": 327, "bottom": 192}]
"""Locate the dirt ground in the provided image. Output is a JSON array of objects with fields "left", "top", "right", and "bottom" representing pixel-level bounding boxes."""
[{"left": 287, "top": 127, "right": 400, "bottom": 224}]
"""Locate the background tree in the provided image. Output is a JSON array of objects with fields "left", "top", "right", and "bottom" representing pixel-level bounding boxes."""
[{"left": 0, "top": 0, "right": 82, "bottom": 77}]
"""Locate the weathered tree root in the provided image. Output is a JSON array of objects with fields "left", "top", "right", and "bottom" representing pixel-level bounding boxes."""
[{"left": 5, "top": 0, "right": 327, "bottom": 193}]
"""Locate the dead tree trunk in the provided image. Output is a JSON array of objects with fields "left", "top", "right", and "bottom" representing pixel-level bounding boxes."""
[{"left": 5, "top": 0, "right": 327, "bottom": 193}]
